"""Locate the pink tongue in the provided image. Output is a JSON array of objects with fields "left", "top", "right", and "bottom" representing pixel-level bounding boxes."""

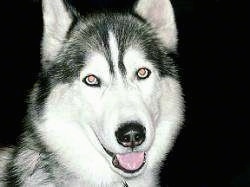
[{"left": 116, "top": 152, "right": 145, "bottom": 171}]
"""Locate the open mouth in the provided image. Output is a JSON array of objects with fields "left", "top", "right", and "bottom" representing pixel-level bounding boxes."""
[
  {"left": 113, "top": 152, "right": 146, "bottom": 173},
  {"left": 103, "top": 147, "right": 146, "bottom": 173}
]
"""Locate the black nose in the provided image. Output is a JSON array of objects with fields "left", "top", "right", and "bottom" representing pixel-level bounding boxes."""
[{"left": 115, "top": 122, "right": 146, "bottom": 148}]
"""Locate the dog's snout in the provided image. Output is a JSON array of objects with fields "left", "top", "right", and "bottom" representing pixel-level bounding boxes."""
[{"left": 115, "top": 122, "right": 146, "bottom": 148}]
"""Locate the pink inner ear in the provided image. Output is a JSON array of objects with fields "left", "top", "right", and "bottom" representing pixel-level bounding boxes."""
[
  {"left": 136, "top": 0, "right": 177, "bottom": 49},
  {"left": 147, "top": 1, "right": 166, "bottom": 27}
]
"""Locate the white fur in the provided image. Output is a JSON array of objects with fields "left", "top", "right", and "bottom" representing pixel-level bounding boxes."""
[
  {"left": 108, "top": 31, "right": 119, "bottom": 67},
  {"left": 37, "top": 45, "right": 183, "bottom": 186},
  {"left": 36, "top": 0, "right": 182, "bottom": 185},
  {"left": 37, "top": 84, "right": 122, "bottom": 186},
  {"left": 0, "top": 0, "right": 183, "bottom": 186}
]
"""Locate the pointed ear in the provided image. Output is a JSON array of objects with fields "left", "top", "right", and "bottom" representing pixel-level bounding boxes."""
[
  {"left": 41, "top": 0, "right": 76, "bottom": 68},
  {"left": 134, "top": 0, "right": 177, "bottom": 50}
]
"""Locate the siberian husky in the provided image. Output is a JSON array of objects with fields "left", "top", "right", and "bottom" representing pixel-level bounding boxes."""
[{"left": 0, "top": 0, "right": 184, "bottom": 186}]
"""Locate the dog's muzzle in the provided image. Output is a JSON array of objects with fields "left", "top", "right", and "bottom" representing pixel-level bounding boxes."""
[{"left": 102, "top": 122, "right": 147, "bottom": 173}]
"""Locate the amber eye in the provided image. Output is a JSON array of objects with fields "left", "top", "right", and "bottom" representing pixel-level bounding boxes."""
[
  {"left": 83, "top": 74, "right": 100, "bottom": 87},
  {"left": 137, "top": 68, "right": 151, "bottom": 80}
]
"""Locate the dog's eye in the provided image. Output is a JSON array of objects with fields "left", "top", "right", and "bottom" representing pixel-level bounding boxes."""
[
  {"left": 83, "top": 74, "right": 100, "bottom": 87},
  {"left": 137, "top": 68, "right": 151, "bottom": 80}
]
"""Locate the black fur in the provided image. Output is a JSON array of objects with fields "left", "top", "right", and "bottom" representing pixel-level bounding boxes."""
[
  {"left": 1, "top": 6, "right": 179, "bottom": 187},
  {"left": 32, "top": 12, "right": 178, "bottom": 117}
]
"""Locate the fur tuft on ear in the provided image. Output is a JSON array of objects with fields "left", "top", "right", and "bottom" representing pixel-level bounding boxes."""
[
  {"left": 134, "top": 0, "right": 177, "bottom": 50},
  {"left": 41, "top": 0, "right": 76, "bottom": 68}
]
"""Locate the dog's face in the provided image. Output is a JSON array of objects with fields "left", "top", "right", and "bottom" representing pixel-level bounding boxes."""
[{"left": 36, "top": 0, "right": 184, "bottom": 184}]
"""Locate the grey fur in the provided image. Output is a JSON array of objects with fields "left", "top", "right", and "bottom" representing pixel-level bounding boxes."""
[{"left": 0, "top": 0, "right": 182, "bottom": 186}]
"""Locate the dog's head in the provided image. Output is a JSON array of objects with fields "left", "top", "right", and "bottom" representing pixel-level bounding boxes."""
[{"left": 35, "top": 0, "right": 184, "bottom": 184}]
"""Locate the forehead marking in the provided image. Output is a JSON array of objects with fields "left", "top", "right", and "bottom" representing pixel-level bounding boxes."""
[{"left": 108, "top": 31, "right": 119, "bottom": 69}]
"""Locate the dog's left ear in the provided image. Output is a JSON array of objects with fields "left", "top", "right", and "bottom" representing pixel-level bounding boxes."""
[
  {"left": 134, "top": 0, "right": 177, "bottom": 50},
  {"left": 41, "top": 0, "right": 78, "bottom": 68}
]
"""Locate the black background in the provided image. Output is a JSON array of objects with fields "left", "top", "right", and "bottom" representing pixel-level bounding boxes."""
[{"left": 0, "top": 0, "right": 249, "bottom": 186}]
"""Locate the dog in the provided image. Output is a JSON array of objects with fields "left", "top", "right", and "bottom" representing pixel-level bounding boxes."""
[{"left": 0, "top": 0, "right": 184, "bottom": 186}]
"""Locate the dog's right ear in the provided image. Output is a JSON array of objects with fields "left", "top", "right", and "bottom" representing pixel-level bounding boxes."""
[{"left": 41, "top": 0, "right": 77, "bottom": 68}]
